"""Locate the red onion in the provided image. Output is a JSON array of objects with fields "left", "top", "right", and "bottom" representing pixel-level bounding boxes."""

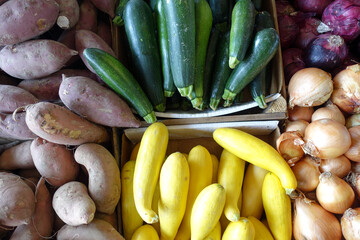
[
  {"left": 284, "top": 61, "right": 306, "bottom": 85},
  {"left": 275, "top": 0, "right": 296, "bottom": 16},
  {"left": 294, "top": 18, "right": 331, "bottom": 49},
  {"left": 278, "top": 15, "right": 299, "bottom": 49},
  {"left": 304, "top": 34, "right": 348, "bottom": 71},
  {"left": 282, "top": 48, "right": 304, "bottom": 67},
  {"left": 331, "top": 52, "right": 360, "bottom": 77},
  {"left": 293, "top": 0, "right": 334, "bottom": 15},
  {"left": 322, "top": 0, "right": 360, "bottom": 42}
]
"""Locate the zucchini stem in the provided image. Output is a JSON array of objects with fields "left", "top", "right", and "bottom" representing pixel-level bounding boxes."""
[
  {"left": 254, "top": 95, "right": 267, "bottom": 109},
  {"left": 143, "top": 111, "right": 157, "bottom": 123},
  {"left": 210, "top": 98, "right": 221, "bottom": 111},
  {"left": 178, "top": 85, "right": 194, "bottom": 98},
  {"left": 229, "top": 57, "right": 239, "bottom": 69}
]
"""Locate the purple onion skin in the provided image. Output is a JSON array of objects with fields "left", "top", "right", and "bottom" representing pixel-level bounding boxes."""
[
  {"left": 294, "top": 0, "right": 334, "bottom": 15},
  {"left": 276, "top": 0, "right": 296, "bottom": 16},
  {"left": 294, "top": 18, "right": 321, "bottom": 49},
  {"left": 322, "top": 0, "right": 360, "bottom": 42},
  {"left": 304, "top": 34, "right": 348, "bottom": 71},
  {"left": 282, "top": 48, "right": 304, "bottom": 67},
  {"left": 278, "top": 15, "right": 300, "bottom": 49},
  {"left": 331, "top": 52, "right": 359, "bottom": 76},
  {"left": 284, "top": 60, "right": 306, "bottom": 84}
]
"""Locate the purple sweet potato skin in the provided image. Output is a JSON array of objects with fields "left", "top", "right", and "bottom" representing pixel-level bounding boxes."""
[
  {"left": 75, "top": 0, "right": 97, "bottom": 32},
  {"left": 57, "top": 29, "right": 81, "bottom": 66},
  {"left": 0, "top": 85, "right": 38, "bottom": 113},
  {"left": 0, "top": 40, "right": 78, "bottom": 80},
  {"left": 30, "top": 137, "right": 79, "bottom": 187},
  {"left": 0, "top": 0, "right": 59, "bottom": 45},
  {"left": 55, "top": 0, "right": 80, "bottom": 29},
  {"left": 9, "top": 177, "right": 54, "bottom": 240},
  {"left": 97, "top": 20, "right": 112, "bottom": 48},
  {"left": 75, "top": 29, "right": 116, "bottom": 73},
  {"left": 25, "top": 102, "right": 109, "bottom": 146},
  {"left": 59, "top": 76, "right": 140, "bottom": 128},
  {"left": 0, "top": 140, "right": 34, "bottom": 170},
  {"left": 0, "top": 112, "right": 37, "bottom": 141},
  {"left": 0, "top": 172, "right": 36, "bottom": 227},
  {"left": 17, "top": 69, "right": 98, "bottom": 101},
  {"left": 89, "top": 0, "right": 116, "bottom": 18}
]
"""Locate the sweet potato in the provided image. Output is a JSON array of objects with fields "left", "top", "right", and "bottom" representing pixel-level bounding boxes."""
[
  {"left": 57, "top": 218, "right": 125, "bottom": 240},
  {"left": 0, "top": 141, "right": 20, "bottom": 154},
  {"left": 97, "top": 20, "right": 112, "bottom": 48},
  {"left": 30, "top": 137, "right": 79, "bottom": 187},
  {"left": 0, "top": 172, "right": 35, "bottom": 227},
  {"left": 52, "top": 181, "right": 96, "bottom": 226},
  {"left": 0, "top": 140, "right": 34, "bottom": 170},
  {"left": 25, "top": 102, "right": 109, "bottom": 146},
  {"left": 0, "top": 0, "right": 59, "bottom": 45},
  {"left": 89, "top": 0, "right": 116, "bottom": 18},
  {"left": 10, "top": 177, "right": 54, "bottom": 240},
  {"left": 22, "top": 177, "right": 39, "bottom": 193},
  {"left": 0, "top": 40, "right": 77, "bottom": 80},
  {"left": 0, "top": 85, "right": 38, "bottom": 113},
  {"left": 76, "top": 0, "right": 97, "bottom": 32},
  {"left": 16, "top": 168, "right": 41, "bottom": 179},
  {"left": 0, "top": 72, "right": 20, "bottom": 86},
  {"left": 59, "top": 75, "right": 141, "bottom": 128},
  {"left": 57, "top": 29, "right": 81, "bottom": 66},
  {"left": 95, "top": 212, "right": 118, "bottom": 230},
  {"left": 17, "top": 69, "right": 98, "bottom": 101},
  {"left": 0, "top": 112, "right": 37, "bottom": 141},
  {"left": 56, "top": 0, "right": 80, "bottom": 29},
  {"left": 74, "top": 143, "right": 121, "bottom": 214},
  {"left": 75, "top": 29, "right": 116, "bottom": 73}
]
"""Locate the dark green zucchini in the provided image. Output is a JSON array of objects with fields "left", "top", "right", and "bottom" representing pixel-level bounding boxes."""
[
  {"left": 155, "top": 0, "right": 175, "bottom": 97},
  {"left": 200, "top": 27, "right": 221, "bottom": 110},
  {"left": 249, "top": 11, "right": 275, "bottom": 109},
  {"left": 222, "top": 28, "right": 279, "bottom": 106},
  {"left": 251, "top": 0, "right": 262, "bottom": 11},
  {"left": 162, "top": 0, "right": 196, "bottom": 97},
  {"left": 113, "top": 0, "right": 129, "bottom": 26},
  {"left": 123, "top": 0, "right": 165, "bottom": 112},
  {"left": 190, "top": 0, "right": 213, "bottom": 109},
  {"left": 209, "top": 31, "right": 232, "bottom": 111},
  {"left": 229, "top": 0, "right": 256, "bottom": 69},
  {"left": 209, "top": 0, "right": 229, "bottom": 32},
  {"left": 149, "top": 0, "right": 157, "bottom": 11},
  {"left": 83, "top": 48, "right": 156, "bottom": 123}
]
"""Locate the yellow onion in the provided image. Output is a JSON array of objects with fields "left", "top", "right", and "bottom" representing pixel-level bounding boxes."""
[
  {"left": 345, "top": 126, "right": 360, "bottom": 162},
  {"left": 288, "top": 67, "right": 333, "bottom": 108},
  {"left": 316, "top": 172, "right": 355, "bottom": 214},
  {"left": 346, "top": 113, "right": 360, "bottom": 128},
  {"left": 293, "top": 196, "right": 341, "bottom": 240},
  {"left": 311, "top": 102, "right": 345, "bottom": 125},
  {"left": 352, "top": 161, "right": 360, "bottom": 174},
  {"left": 276, "top": 131, "right": 305, "bottom": 166},
  {"left": 303, "top": 119, "right": 351, "bottom": 159},
  {"left": 284, "top": 120, "right": 309, "bottom": 137},
  {"left": 319, "top": 155, "right": 352, "bottom": 178},
  {"left": 288, "top": 106, "right": 314, "bottom": 122},
  {"left": 346, "top": 172, "right": 360, "bottom": 199},
  {"left": 341, "top": 208, "right": 360, "bottom": 240},
  {"left": 331, "top": 64, "right": 360, "bottom": 114},
  {"left": 291, "top": 155, "right": 320, "bottom": 192}
]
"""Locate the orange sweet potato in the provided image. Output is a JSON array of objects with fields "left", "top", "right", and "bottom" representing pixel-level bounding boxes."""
[
  {"left": 0, "top": 140, "right": 34, "bottom": 170},
  {"left": 0, "top": 85, "right": 38, "bottom": 113}
]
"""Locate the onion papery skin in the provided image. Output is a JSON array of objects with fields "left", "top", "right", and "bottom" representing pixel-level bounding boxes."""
[
  {"left": 288, "top": 105, "right": 314, "bottom": 122},
  {"left": 282, "top": 48, "right": 304, "bottom": 68},
  {"left": 345, "top": 126, "right": 360, "bottom": 162},
  {"left": 341, "top": 208, "right": 360, "bottom": 240},
  {"left": 316, "top": 172, "right": 355, "bottom": 214},
  {"left": 276, "top": 0, "right": 296, "bottom": 16},
  {"left": 288, "top": 68, "right": 333, "bottom": 108},
  {"left": 311, "top": 102, "right": 345, "bottom": 125},
  {"left": 331, "top": 64, "right": 360, "bottom": 114},
  {"left": 294, "top": 17, "right": 322, "bottom": 49},
  {"left": 346, "top": 172, "right": 360, "bottom": 199},
  {"left": 303, "top": 119, "right": 351, "bottom": 159},
  {"left": 319, "top": 155, "right": 352, "bottom": 178},
  {"left": 293, "top": 197, "right": 342, "bottom": 240},
  {"left": 291, "top": 155, "right": 320, "bottom": 192},
  {"left": 346, "top": 113, "right": 360, "bottom": 128},
  {"left": 304, "top": 34, "right": 348, "bottom": 72},
  {"left": 278, "top": 15, "right": 299, "bottom": 49},
  {"left": 322, "top": 0, "right": 360, "bottom": 42},
  {"left": 276, "top": 131, "right": 305, "bottom": 166},
  {"left": 285, "top": 120, "right": 309, "bottom": 137},
  {"left": 294, "top": 0, "right": 333, "bottom": 16}
]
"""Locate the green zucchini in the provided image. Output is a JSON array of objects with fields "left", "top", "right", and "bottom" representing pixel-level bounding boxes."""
[
  {"left": 190, "top": 0, "right": 213, "bottom": 109},
  {"left": 83, "top": 48, "right": 156, "bottom": 123},
  {"left": 162, "top": 0, "right": 196, "bottom": 97},
  {"left": 149, "top": 0, "right": 157, "bottom": 11},
  {"left": 249, "top": 11, "right": 275, "bottom": 109},
  {"left": 209, "top": 0, "right": 229, "bottom": 32},
  {"left": 228, "top": 0, "right": 256, "bottom": 69},
  {"left": 113, "top": 0, "right": 129, "bottom": 26},
  {"left": 200, "top": 27, "right": 221, "bottom": 110},
  {"left": 209, "top": 31, "right": 232, "bottom": 111},
  {"left": 155, "top": 0, "right": 175, "bottom": 97},
  {"left": 123, "top": 0, "right": 165, "bottom": 112},
  {"left": 222, "top": 28, "right": 279, "bottom": 106},
  {"left": 251, "top": 0, "right": 262, "bottom": 11}
]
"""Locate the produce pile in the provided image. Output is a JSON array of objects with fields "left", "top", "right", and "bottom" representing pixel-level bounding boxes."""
[
  {"left": 276, "top": 0, "right": 360, "bottom": 239},
  {"left": 122, "top": 122, "right": 296, "bottom": 240}
]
